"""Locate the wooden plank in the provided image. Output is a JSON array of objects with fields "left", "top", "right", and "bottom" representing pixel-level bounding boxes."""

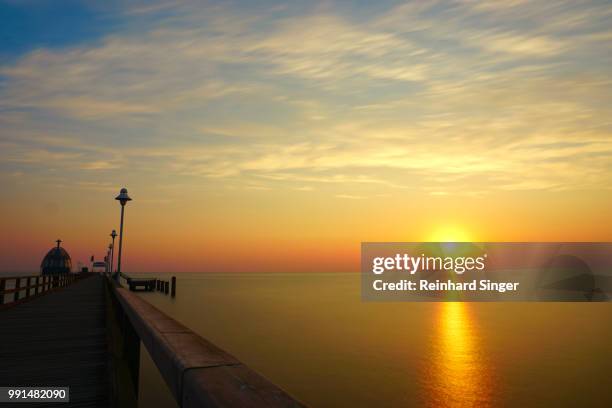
[{"left": 0, "top": 275, "right": 110, "bottom": 407}]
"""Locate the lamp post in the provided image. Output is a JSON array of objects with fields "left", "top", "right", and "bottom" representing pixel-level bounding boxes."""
[
  {"left": 109, "top": 230, "right": 117, "bottom": 274},
  {"left": 115, "top": 188, "right": 132, "bottom": 281},
  {"left": 107, "top": 244, "right": 112, "bottom": 273}
]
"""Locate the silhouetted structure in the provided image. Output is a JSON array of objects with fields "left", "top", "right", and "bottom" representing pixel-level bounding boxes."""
[
  {"left": 40, "top": 239, "right": 72, "bottom": 275},
  {"left": 114, "top": 188, "right": 132, "bottom": 280}
]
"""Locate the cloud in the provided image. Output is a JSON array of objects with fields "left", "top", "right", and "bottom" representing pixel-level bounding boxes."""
[
  {"left": 335, "top": 194, "right": 366, "bottom": 200},
  {"left": 250, "top": 14, "right": 426, "bottom": 82},
  {"left": 0, "top": 0, "right": 611, "bottom": 198},
  {"left": 468, "top": 32, "right": 565, "bottom": 56},
  {"left": 81, "top": 161, "right": 120, "bottom": 170}
]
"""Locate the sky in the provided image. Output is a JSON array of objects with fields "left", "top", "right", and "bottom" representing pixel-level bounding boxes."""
[{"left": 1, "top": 0, "right": 611, "bottom": 273}]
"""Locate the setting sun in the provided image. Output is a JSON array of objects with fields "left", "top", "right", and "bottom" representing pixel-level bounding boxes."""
[{"left": 427, "top": 225, "right": 474, "bottom": 242}]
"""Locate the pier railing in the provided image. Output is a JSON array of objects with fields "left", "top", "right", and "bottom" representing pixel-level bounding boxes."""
[
  {"left": 0, "top": 273, "right": 88, "bottom": 307},
  {"left": 106, "top": 275, "right": 304, "bottom": 407}
]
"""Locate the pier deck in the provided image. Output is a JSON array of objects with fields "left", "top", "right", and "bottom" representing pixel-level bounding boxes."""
[{"left": 0, "top": 274, "right": 110, "bottom": 407}]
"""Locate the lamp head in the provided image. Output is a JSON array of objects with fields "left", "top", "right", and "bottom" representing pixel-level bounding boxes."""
[
  {"left": 115, "top": 188, "right": 132, "bottom": 206},
  {"left": 110, "top": 230, "right": 117, "bottom": 239}
]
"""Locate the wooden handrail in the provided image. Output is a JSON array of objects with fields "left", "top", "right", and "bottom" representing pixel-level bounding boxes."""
[
  {"left": 0, "top": 273, "right": 92, "bottom": 307},
  {"left": 0, "top": 274, "right": 50, "bottom": 280},
  {"left": 107, "top": 275, "right": 304, "bottom": 407}
]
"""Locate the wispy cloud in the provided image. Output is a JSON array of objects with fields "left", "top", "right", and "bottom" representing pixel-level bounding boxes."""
[{"left": 0, "top": 0, "right": 611, "bottom": 199}]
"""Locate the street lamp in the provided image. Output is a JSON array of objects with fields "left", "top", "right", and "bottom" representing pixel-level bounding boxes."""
[
  {"left": 109, "top": 230, "right": 117, "bottom": 274},
  {"left": 114, "top": 188, "right": 132, "bottom": 281},
  {"left": 107, "top": 244, "right": 113, "bottom": 273}
]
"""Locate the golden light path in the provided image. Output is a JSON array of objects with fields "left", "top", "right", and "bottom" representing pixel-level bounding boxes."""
[{"left": 423, "top": 302, "right": 495, "bottom": 407}]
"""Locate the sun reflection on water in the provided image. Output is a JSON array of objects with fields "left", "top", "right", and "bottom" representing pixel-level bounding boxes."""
[{"left": 423, "top": 302, "right": 494, "bottom": 407}]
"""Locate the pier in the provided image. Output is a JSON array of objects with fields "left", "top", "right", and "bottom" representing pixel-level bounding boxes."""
[
  {"left": 118, "top": 272, "right": 176, "bottom": 297},
  {"left": 0, "top": 274, "right": 109, "bottom": 406},
  {"left": 119, "top": 272, "right": 157, "bottom": 292},
  {"left": 0, "top": 273, "right": 304, "bottom": 407}
]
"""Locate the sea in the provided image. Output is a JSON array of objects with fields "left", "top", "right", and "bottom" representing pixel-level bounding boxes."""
[{"left": 133, "top": 272, "right": 612, "bottom": 407}]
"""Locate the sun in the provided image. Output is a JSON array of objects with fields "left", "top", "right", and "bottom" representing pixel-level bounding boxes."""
[{"left": 427, "top": 225, "right": 473, "bottom": 242}]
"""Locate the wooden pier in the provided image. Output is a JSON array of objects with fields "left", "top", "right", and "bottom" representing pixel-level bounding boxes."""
[
  {"left": 0, "top": 273, "right": 304, "bottom": 407},
  {"left": 0, "top": 274, "right": 110, "bottom": 407},
  {"left": 118, "top": 272, "right": 156, "bottom": 292},
  {"left": 118, "top": 273, "right": 176, "bottom": 297}
]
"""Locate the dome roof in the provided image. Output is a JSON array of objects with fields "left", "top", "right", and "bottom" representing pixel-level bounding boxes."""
[{"left": 41, "top": 239, "right": 72, "bottom": 275}]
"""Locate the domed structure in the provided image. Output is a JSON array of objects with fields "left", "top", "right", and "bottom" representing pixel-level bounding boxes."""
[{"left": 41, "top": 239, "right": 72, "bottom": 275}]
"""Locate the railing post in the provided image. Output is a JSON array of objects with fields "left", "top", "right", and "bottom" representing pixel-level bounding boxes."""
[
  {"left": 25, "top": 277, "right": 31, "bottom": 298},
  {"left": 164, "top": 281, "right": 169, "bottom": 295},
  {"left": 35, "top": 276, "right": 39, "bottom": 295},
  {"left": 171, "top": 276, "right": 176, "bottom": 297},
  {"left": 14, "top": 278, "right": 21, "bottom": 301},
  {"left": 0, "top": 279, "right": 5, "bottom": 305}
]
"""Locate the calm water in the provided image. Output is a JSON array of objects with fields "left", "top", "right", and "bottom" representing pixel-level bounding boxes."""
[{"left": 134, "top": 273, "right": 612, "bottom": 407}]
